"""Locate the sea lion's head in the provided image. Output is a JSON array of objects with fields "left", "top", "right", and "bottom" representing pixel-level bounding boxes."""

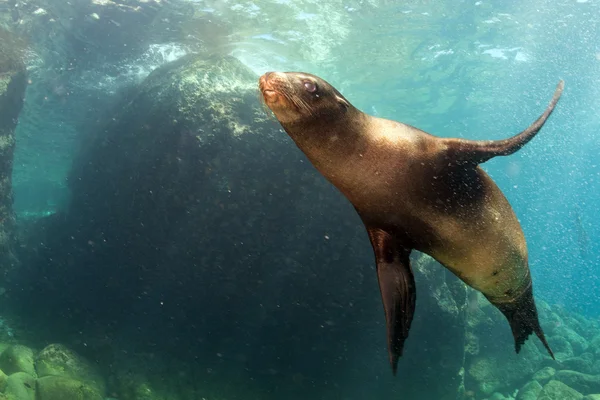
[{"left": 259, "top": 72, "right": 353, "bottom": 125}]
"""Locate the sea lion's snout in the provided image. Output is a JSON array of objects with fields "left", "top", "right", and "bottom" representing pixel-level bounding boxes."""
[
  {"left": 259, "top": 72, "right": 288, "bottom": 104},
  {"left": 259, "top": 72, "right": 353, "bottom": 125},
  {"left": 258, "top": 72, "right": 302, "bottom": 123}
]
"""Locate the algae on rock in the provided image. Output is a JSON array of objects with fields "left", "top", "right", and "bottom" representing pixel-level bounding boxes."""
[
  {"left": 4, "top": 371, "right": 35, "bottom": 400},
  {"left": 36, "top": 375, "right": 103, "bottom": 400},
  {"left": 0, "top": 345, "right": 36, "bottom": 377},
  {"left": 538, "top": 380, "right": 583, "bottom": 400},
  {"left": 553, "top": 370, "right": 600, "bottom": 395},
  {"left": 516, "top": 380, "right": 543, "bottom": 400},
  {"left": 35, "top": 344, "right": 105, "bottom": 394},
  {"left": 0, "top": 28, "right": 26, "bottom": 279}
]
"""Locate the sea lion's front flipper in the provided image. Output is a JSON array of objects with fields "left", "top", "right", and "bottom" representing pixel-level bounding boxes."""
[
  {"left": 443, "top": 80, "right": 564, "bottom": 165},
  {"left": 366, "top": 227, "right": 415, "bottom": 375},
  {"left": 489, "top": 283, "right": 555, "bottom": 359}
]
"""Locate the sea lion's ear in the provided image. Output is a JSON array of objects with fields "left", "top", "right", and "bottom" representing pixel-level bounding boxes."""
[{"left": 336, "top": 95, "right": 350, "bottom": 110}]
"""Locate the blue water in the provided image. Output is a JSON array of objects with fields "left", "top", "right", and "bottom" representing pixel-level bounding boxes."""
[{"left": 2, "top": 0, "right": 600, "bottom": 399}]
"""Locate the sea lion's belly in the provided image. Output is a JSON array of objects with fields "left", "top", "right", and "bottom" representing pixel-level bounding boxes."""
[
  {"left": 422, "top": 213, "right": 529, "bottom": 302},
  {"left": 335, "top": 155, "right": 530, "bottom": 302},
  {"left": 416, "top": 175, "right": 531, "bottom": 302}
]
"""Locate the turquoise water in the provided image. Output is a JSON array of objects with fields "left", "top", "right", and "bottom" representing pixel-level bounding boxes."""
[
  {"left": 1, "top": 1, "right": 600, "bottom": 399},
  {"left": 15, "top": 0, "right": 599, "bottom": 310}
]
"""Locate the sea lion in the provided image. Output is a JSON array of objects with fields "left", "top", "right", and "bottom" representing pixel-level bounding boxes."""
[{"left": 259, "top": 71, "right": 564, "bottom": 375}]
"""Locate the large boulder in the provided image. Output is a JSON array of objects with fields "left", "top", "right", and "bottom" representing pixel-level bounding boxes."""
[
  {"left": 35, "top": 344, "right": 105, "bottom": 394},
  {"left": 10, "top": 53, "right": 471, "bottom": 399},
  {"left": 36, "top": 376, "right": 103, "bottom": 400},
  {"left": 0, "top": 28, "right": 27, "bottom": 279},
  {"left": 0, "top": 345, "right": 36, "bottom": 377},
  {"left": 554, "top": 370, "right": 600, "bottom": 394},
  {"left": 393, "top": 254, "right": 468, "bottom": 400},
  {"left": 4, "top": 371, "right": 36, "bottom": 400},
  {"left": 538, "top": 380, "right": 583, "bottom": 400},
  {"left": 516, "top": 380, "right": 543, "bottom": 400},
  {"left": 463, "top": 294, "right": 554, "bottom": 396}
]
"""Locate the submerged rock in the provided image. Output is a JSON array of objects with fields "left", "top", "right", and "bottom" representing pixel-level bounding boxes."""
[
  {"left": 0, "top": 345, "right": 36, "bottom": 376},
  {"left": 394, "top": 254, "right": 468, "bottom": 400},
  {"left": 115, "top": 374, "right": 166, "bottom": 400},
  {"left": 558, "top": 327, "right": 590, "bottom": 355},
  {"left": 35, "top": 344, "right": 105, "bottom": 394},
  {"left": 590, "top": 335, "right": 600, "bottom": 359},
  {"left": 550, "top": 335, "right": 575, "bottom": 359},
  {"left": 560, "top": 354, "right": 595, "bottom": 374},
  {"left": 516, "top": 380, "right": 543, "bottom": 400},
  {"left": 554, "top": 370, "right": 600, "bottom": 394},
  {"left": 12, "top": 51, "right": 472, "bottom": 399},
  {"left": 0, "top": 368, "right": 7, "bottom": 391},
  {"left": 538, "top": 380, "right": 583, "bottom": 400},
  {"left": 36, "top": 376, "right": 103, "bottom": 400},
  {"left": 5, "top": 371, "right": 35, "bottom": 400},
  {"left": 0, "top": 28, "right": 27, "bottom": 279},
  {"left": 488, "top": 392, "right": 510, "bottom": 400},
  {"left": 583, "top": 395, "right": 600, "bottom": 400},
  {"left": 533, "top": 367, "right": 557, "bottom": 384}
]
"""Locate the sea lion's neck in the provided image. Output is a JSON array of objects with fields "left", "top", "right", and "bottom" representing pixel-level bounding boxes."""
[{"left": 282, "top": 109, "right": 369, "bottom": 175}]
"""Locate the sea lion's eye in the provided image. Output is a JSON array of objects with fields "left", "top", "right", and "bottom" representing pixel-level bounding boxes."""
[{"left": 303, "top": 81, "right": 317, "bottom": 93}]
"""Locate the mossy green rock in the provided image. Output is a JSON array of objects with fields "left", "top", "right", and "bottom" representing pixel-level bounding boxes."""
[
  {"left": 554, "top": 370, "right": 600, "bottom": 394},
  {"left": 550, "top": 335, "right": 575, "bottom": 359},
  {"left": 561, "top": 354, "right": 595, "bottom": 374},
  {"left": 516, "top": 380, "right": 542, "bottom": 400},
  {"left": 5, "top": 372, "right": 35, "bottom": 400},
  {"left": 538, "top": 380, "right": 583, "bottom": 400},
  {"left": 36, "top": 376, "right": 103, "bottom": 400},
  {"left": 35, "top": 344, "right": 105, "bottom": 394},
  {"left": 558, "top": 327, "right": 589, "bottom": 355},
  {"left": 116, "top": 373, "right": 166, "bottom": 400},
  {"left": 533, "top": 367, "right": 557, "bottom": 384},
  {"left": 590, "top": 335, "right": 600, "bottom": 355},
  {"left": 0, "top": 27, "right": 26, "bottom": 277},
  {"left": 0, "top": 345, "right": 36, "bottom": 376},
  {"left": 583, "top": 395, "right": 600, "bottom": 400},
  {"left": 466, "top": 341, "right": 545, "bottom": 396},
  {"left": 0, "top": 369, "right": 7, "bottom": 392}
]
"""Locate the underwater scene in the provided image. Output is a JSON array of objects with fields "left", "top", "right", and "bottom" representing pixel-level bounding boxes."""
[{"left": 0, "top": 0, "right": 599, "bottom": 399}]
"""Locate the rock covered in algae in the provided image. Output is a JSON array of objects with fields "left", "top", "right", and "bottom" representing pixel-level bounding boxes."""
[
  {"left": 113, "top": 371, "right": 168, "bottom": 400},
  {"left": 561, "top": 353, "right": 595, "bottom": 374},
  {"left": 0, "top": 368, "right": 6, "bottom": 392},
  {"left": 0, "top": 345, "right": 36, "bottom": 377},
  {"left": 394, "top": 253, "right": 468, "bottom": 400},
  {"left": 36, "top": 376, "right": 103, "bottom": 400},
  {"left": 0, "top": 27, "right": 27, "bottom": 278},
  {"left": 583, "top": 395, "right": 600, "bottom": 400},
  {"left": 35, "top": 344, "right": 105, "bottom": 394},
  {"left": 463, "top": 297, "right": 553, "bottom": 396},
  {"left": 532, "top": 367, "right": 557, "bottom": 384},
  {"left": 4, "top": 371, "right": 35, "bottom": 400},
  {"left": 516, "top": 380, "right": 543, "bottom": 400},
  {"left": 8, "top": 50, "right": 477, "bottom": 399},
  {"left": 553, "top": 370, "right": 600, "bottom": 395},
  {"left": 537, "top": 380, "right": 583, "bottom": 400}
]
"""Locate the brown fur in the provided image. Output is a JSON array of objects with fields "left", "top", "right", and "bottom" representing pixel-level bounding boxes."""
[{"left": 259, "top": 71, "right": 563, "bottom": 373}]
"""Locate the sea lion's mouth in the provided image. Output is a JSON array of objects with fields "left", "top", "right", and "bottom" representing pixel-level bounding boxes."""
[
  {"left": 259, "top": 74, "right": 280, "bottom": 104},
  {"left": 258, "top": 72, "right": 310, "bottom": 124}
]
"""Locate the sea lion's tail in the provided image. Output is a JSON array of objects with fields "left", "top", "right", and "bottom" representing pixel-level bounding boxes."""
[
  {"left": 444, "top": 80, "right": 564, "bottom": 165},
  {"left": 492, "top": 285, "right": 555, "bottom": 359}
]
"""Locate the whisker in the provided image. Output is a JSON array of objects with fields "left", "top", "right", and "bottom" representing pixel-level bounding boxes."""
[{"left": 257, "top": 90, "right": 279, "bottom": 122}]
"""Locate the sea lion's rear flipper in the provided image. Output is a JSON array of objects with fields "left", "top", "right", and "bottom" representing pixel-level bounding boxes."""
[
  {"left": 366, "top": 227, "right": 415, "bottom": 375},
  {"left": 490, "top": 283, "right": 555, "bottom": 359},
  {"left": 443, "top": 80, "right": 564, "bottom": 166}
]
